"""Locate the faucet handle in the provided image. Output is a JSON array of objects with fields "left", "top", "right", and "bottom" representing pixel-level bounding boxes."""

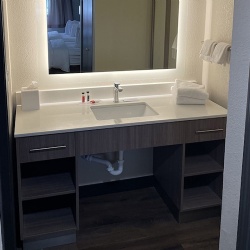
[{"left": 114, "top": 82, "right": 120, "bottom": 88}]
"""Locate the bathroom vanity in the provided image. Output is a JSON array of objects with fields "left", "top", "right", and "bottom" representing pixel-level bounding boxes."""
[{"left": 14, "top": 95, "right": 227, "bottom": 249}]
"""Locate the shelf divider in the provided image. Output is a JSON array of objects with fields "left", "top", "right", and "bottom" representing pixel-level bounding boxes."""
[
  {"left": 182, "top": 186, "right": 222, "bottom": 212},
  {"left": 22, "top": 173, "right": 75, "bottom": 201},
  {"left": 23, "top": 208, "right": 76, "bottom": 240},
  {"left": 184, "top": 154, "right": 223, "bottom": 177}
]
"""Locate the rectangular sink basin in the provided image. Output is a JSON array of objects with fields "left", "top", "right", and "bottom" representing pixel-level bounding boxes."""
[{"left": 90, "top": 102, "right": 159, "bottom": 120}]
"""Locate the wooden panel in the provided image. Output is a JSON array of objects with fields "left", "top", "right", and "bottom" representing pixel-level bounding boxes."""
[
  {"left": 182, "top": 186, "right": 222, "bottom": 212},
  {"left": 76, "top": 122, "right": 185, "bottom": 155},
  {"left": 184, "top": 155, "right": 223, "bottom": 177},
  {"left": 74, "top": 157, "right": 80, "bottom": 230},
  {"left": 23, "top": 233, "right": 76, "bottom": 250},
  {"left": 185, "top": 118, "right": 227, "bottom": 143},
  {"left": 209, "top": 173, "right": 224, "bottom": 199},
  {"left": 16, "top": 133, "right": 75, "bottom": 163},
  {"left": 153, "top": 144, "right": 184, "bottom": 209},
  {"left": 179, "top": 206, "right": 221, "bottom": 223},
  {"left": 21, "top": 173, "right": 76, "bottom": 201},
  {"left": 23, "top": 208, "right": 76, "bottom": 240},
  {"left": 209, "top": 140, "right": 225, "bottom": 167}
]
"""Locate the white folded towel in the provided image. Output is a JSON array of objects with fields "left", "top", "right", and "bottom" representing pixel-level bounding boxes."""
[
  {"left": 171, "top": 80, "right": 209, "bottom": 105},
  {"left": 175, "top": 79, "right": 197, "bottom": 86},
  {"left": 200, "top": 40, "right": 217, "bottom": 62},
  {"left": 173, "top": 80, "right": 200, "bottom": 93},
  {"left": 178, "top": 82, "right": 205, "bottom": 89},
  {"left": 172, "top": 80, "right": 206, "bottom": 96},
  {"left": 211, "top": 42, "right": 231, "bottom": 65},
  {"left": 176, "top": 96, "right": 207, "bottom": 105},
  {"left": 177, "top": 87, "right": 209, "bottom": 100}
]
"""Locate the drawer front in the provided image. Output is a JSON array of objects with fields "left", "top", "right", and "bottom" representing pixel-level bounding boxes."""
[
  {"left": 184, "top": 117, "right": 227, "bottom": 143},
  {"left": 16, "top": 133, "right": 75, "bottom": 163},
  {"left": 76, "top": 122, "right": 185, "bottom": 155}
]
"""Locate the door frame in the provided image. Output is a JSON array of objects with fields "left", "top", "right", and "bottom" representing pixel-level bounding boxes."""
[
  {"left": 236, "top": 68, "right": 250, "bottom": 249},
  {"left": 0, "top": 1, "right": 17, "bottom": 249}
]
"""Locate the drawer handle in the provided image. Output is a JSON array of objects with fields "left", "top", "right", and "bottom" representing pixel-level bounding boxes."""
[
  {"left": 29, "top": 145, "right": 66, "bottom": 153},
  {"left": 196, "top": 129, "right": 224, "bottom": 134}
]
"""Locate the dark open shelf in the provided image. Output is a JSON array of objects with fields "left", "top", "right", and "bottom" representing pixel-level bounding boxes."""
[
  {"left": 21, "top": 173, "right": 75, "bottom": 200},
  {"left": 184, "top": 155, "right": 223, "bottom": 177},
  {"left": 182, "top": 186, "right": 222, "bottom": 212},
  {"left": 23, "top": 208, "right": 76, "bottom": 240}
]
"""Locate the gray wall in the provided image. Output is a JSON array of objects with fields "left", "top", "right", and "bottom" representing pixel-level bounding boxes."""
[{"left": 219, "top": 1, "right": 250, "bottom": 249}]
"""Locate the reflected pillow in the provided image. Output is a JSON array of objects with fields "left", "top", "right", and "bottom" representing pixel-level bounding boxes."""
[
  {"left": 70, "top": 21, "right": 80, "bottom": 37},
  {"left": 65, "top": 20, "right": 73, "bottom": 35},
  {"left": 75, "top": 27, "right": 81, "bottom": 48}
]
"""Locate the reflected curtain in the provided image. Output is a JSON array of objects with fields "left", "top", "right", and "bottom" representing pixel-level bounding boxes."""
[{"left": 47, "top": 0, "right": 73, "bottom": 28}]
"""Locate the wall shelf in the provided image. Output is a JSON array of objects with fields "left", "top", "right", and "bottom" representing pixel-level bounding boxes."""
[
  {"left": 16, "top": 142, "right": 78, "bottom": 248},
  {"left": 182, "top": 186, "right": 222, "bottom": 211},
  {"left": 184, "top": 155, "right": 223, "bottom": 177},
  {"left": 23, "top": 208, "right": 76, "bottom": 240},
  {"left": 22, "top": 173, "right": 75, "bottom": 201},
  {"left": 154, "top": 137, "right": 225, "bottom": 223}
]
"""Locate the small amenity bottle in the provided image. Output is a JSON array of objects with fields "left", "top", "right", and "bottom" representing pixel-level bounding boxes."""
[
  {"left": 87, "top": 91, "right": 90, "bottom": 102},
  {"left": 82, "top": 92, "right": 85, "bottom": 103}
]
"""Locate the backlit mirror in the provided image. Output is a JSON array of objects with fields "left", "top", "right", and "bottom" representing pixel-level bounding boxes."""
[{"left": 46, "top": 0, "right": 179, "bottom": 74}]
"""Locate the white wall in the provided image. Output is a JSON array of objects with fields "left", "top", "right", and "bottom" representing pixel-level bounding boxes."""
[
  {"left": 203, "top": 0, "right": 234, "bottom": 108},
  {"left": 3, "top": 0, "right": 207, "bottom": 183},
  {"left": 94, "top": 0, "right": 152, "bottom": 72},
  {"left": 2, "top": 0, "right": 14, "bottom": 133},
  {"left": 219, "top": 0, "right": 250, "bottom": 249},
  {"left": 3, "top": 0, "right": 206, "bottom": 92}
]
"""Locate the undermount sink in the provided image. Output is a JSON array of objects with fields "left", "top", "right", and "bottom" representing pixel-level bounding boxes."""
[{"left": 90, "top": 102, "right": 159, "bottom": 120}]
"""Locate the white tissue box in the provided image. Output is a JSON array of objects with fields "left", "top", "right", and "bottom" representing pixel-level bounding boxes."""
[{"left": 21, "top": 87, "right": 40, "bottom": 111}]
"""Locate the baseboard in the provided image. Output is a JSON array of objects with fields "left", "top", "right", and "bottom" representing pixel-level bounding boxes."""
[{"left": 79, "top": 175, "right": 154, "bottom": 198}]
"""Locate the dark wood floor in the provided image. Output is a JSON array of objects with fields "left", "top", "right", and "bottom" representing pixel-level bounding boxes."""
[{"left": 47, "top": 187, "right": 220, "bottom": 250}]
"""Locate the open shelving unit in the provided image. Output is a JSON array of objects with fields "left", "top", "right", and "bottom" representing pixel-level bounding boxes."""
[
  {"left": 21, "top": 173, "right": 76, "bottom": 200},
  {"left": 23, "top": 207, "right": 76, "bottom": 240},
  {"left": 17, "top": 157, "right": 79, "bottom": 249},
  {"left": 154, "top": 139, "right": 225, "bottom": 223}
]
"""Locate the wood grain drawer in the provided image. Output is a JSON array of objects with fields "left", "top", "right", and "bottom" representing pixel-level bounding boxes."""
[
  {"left": 184, "top": 118, "right": 226, "bottom": 143},
  {"left": 76, "top": 122, "right": 185, "bottom": 155},
  {"left": 16, "top": 133, "right": 75, "bottom": 163}
]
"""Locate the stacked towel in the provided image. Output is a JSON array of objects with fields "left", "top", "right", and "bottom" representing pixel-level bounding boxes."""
[
  {"left": 171, "top": 80, "right": 209, "bottom": 105},
  {"left": 200, "top": 40, "right": 217, "bottom": 62},
  {"left": 211, "top": 42, "right": 231, "bottom": 65}
]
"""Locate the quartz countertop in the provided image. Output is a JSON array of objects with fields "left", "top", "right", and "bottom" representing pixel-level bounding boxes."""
[{"left": 14, "top": 95, "right": 227, "bottom": 138}]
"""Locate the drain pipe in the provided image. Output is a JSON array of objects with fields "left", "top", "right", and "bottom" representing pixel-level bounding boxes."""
[
  {"left": 83, "top": 150, "right": 124, "bottom": 176},
  {"left": 110, "top": 150, "right": 124, "bottom": 176}
]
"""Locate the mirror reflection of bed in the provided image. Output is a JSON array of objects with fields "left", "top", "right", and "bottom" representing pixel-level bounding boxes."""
[
  {"left": 48, "top": 21, "right": 81, "bottom": 74},
  {"left": 47, "top": 0, "right": 81, "bottom": 74},
  {"left": 46, "top": 0, "right": 179, "bottom": 74}
]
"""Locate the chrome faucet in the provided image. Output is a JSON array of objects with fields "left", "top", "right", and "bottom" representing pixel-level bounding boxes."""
[{"left": 113, "top": 82, "right": 123, "bottom": 103}]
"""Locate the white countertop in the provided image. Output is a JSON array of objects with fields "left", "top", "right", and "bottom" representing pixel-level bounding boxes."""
[{"left": 14, "top": 95, "right": 227, "bottom": 138}]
